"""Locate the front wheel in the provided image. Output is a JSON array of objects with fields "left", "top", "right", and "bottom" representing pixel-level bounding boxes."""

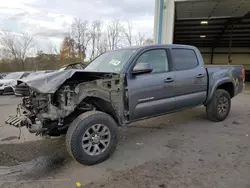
[
  {"left": 206, "top": 89, "right": 231, "bottom": 122},
  {"left": 66, "top": 111, "right": 118, "bottom": 165}
]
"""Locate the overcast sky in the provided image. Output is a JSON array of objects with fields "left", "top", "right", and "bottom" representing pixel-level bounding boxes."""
[{"left": 0, "top": 0, "right": 155, "bottom": 51}]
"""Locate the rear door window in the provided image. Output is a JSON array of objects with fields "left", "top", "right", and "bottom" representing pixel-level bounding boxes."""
[{"left": 171, "top": 49, "right": 199, "bottom": 70}]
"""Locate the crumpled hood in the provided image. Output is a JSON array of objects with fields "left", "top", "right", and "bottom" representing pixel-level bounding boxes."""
[{"left": 18, "top": 69, "right": 114, "bottom": 94}]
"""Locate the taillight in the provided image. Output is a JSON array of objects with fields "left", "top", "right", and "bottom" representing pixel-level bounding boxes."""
[{"left": 242, "top": 68, "right": 245, "bottom": 82}]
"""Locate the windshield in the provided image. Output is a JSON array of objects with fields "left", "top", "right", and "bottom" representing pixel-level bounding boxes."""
[
  {"left": 4, "top": 72, "right": 23, "bottom": 79},
  {"left": 85, "top": 49, "right": 136, "bottom": 73}
]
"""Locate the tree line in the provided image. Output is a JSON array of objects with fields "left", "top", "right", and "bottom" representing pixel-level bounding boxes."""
[{"left": 0, "top": 19, "right": 153, "bottom": 72}]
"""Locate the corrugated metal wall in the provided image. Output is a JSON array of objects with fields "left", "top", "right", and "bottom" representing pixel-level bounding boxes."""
[{"left": 200, "top": 48, "right": 250, "bottom": 70}]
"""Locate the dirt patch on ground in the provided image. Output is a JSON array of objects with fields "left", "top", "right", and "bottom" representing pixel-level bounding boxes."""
[{"left": 0, "top": 137, "right": 68, "bottom": 166}]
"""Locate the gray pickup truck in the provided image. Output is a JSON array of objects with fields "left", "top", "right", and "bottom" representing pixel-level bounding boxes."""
[{"left": 6, "top": 44, "right": 245, "bottom": 165}]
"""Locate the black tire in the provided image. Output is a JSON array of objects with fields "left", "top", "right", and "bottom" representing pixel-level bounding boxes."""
[
  {"left": 206, "top": 89, "right": 231, "bottom": 122},
  {"left": 66, "top": 111, "right": 118, "bottom": 165}
]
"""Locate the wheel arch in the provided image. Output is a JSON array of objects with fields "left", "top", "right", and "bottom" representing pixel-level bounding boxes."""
[
  {"left": 216, "top": 82, "right": 234, "bottom": 98},
  {"left": 206, "top": 78, "right": 234, "bottom": 105},
  {"left": 83, "top": 96, "right": 120, "bottom": 125}
]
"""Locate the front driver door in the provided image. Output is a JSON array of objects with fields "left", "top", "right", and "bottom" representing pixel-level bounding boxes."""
[{"left": 126, "top": 48, "right": 176, "bottom": 121}]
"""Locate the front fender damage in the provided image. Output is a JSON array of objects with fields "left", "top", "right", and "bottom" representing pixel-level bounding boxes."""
[{"left": 6, "top": 74, "right": 125, "bottom": 136}]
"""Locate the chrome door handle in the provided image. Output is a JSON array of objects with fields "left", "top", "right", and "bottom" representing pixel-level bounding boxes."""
[
  {"left": 164, "top": 78, "right": 174, "bottom": 83},
  {"left": 197, "top": 74, "right": 205, "bottom": 78}
]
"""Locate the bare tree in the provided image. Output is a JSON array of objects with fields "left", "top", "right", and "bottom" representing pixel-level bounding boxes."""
[
  {"left": 135, "top": 32, "right": 146, "bottom": 46},
  {"left": 143, "top": 38, "right": 154, "bottom": 45},
  {"left": 0, "top": 31, "right": 34, "bottom": 70},
  {"left": 106, "top": 20, "right": 124, "bottom": 50},
  {"left": 71, "top": 18, "right": 91, "bottom": 61},
  {"left": 31, "top": 44, "right": 43, "bottom": 70},
  {"left": 97, "top": 33, "right": 108, "bottom": 56},
  {"left": 0, "top": 47, "right": 12, "bottom": 59},
  {"left": 123, "top": 21, "right": 133, "bottom": 46},
  {"left": 47, "top": 42, "right": 59, "bottom": 54},
  {"left": 89, "top": 20, "right": 102, "bottom": 60},
  {"left": 0, "top": 31, "right": 18, "bottom": 60}
]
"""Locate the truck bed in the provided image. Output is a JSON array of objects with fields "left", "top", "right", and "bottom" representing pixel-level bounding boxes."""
[{"left": 205, "top": 64, "right": 244, "bottom": 103}]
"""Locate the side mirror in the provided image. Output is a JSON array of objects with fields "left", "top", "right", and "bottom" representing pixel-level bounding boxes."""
[{"left": 132, "top": 63, "right": 153, "bottom": 75}]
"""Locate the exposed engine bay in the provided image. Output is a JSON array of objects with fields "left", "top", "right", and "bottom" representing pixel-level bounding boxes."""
[{"left": 6, "top": 70, "right": 126, "bottom": 136}]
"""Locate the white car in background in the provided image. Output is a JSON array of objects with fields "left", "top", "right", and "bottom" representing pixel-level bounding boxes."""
[{"left": 0, "top": 72, "right": 30, "bottom": 95}]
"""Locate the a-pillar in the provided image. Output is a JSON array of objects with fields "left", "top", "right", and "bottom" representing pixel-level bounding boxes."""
[{"left": 154, "top": 0, "right": 175, "bottom": 44}]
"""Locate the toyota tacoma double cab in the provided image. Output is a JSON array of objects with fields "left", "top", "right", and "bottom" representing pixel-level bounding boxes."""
[{"left": 6, "top": 44, "right": 245, "bottom": 165}]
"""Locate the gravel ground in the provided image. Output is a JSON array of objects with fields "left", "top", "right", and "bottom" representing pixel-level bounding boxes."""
[{"left": 0, "top": 84, "right": 250, "bottom": 188}]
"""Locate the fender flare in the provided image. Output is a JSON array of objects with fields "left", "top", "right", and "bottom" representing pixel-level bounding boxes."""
[{"left": 205, "top": 77, "right": 234, "bottom": 105}]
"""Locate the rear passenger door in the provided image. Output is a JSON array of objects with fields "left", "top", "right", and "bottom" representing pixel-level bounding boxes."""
[{"left": 170, "top": 48, "right": 207, "bottom": 109}]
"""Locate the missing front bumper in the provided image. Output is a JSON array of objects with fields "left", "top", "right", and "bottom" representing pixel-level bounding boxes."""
[
  {"left": 5, "top": 115, "right": 46, "bottom": 135},
  {"left": 5, "top": 115, "right": 32, "bottom": 127},
  {"left": 5, "top": 116, "right": 24, "bottom": 127},
  {"left": 5, "top": 104, "right": 32, "bottom": 127}
]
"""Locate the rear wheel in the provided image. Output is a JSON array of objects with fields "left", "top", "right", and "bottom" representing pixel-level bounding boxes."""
[
  {"left": 66, "top": 111, "right": 118, "bottom": 165},
  {"left": 206, "top": 89, "right": 231, "bottom": 122}
]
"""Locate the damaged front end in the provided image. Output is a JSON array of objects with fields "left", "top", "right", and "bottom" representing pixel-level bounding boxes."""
[
  {"left": 6, "top": 85, "right": 93, "bottom": 136},
  {"left": 6, "top": 101, "right": 32, "bottom": 128},
  {"left": 5, "top": 70, "right": 126, "bottom": 136},
  {"left": 6, "top": 88, "right": 93, "bottom": 136},
  {"left": 6, "top": 93, "right": 55, "bottom": 135}
]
